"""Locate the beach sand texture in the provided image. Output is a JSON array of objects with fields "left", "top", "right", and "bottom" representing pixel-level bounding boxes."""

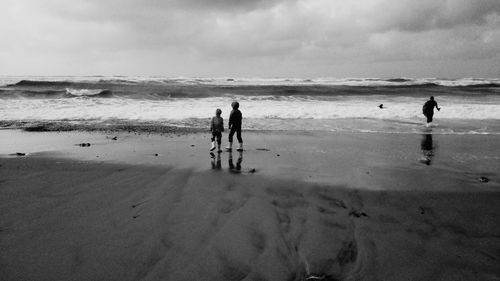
[{"left": 1, "top": 130, "right": 499, "bottom": 281}]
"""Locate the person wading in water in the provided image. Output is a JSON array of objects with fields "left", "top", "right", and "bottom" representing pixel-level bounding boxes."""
[{"left": 422, "top": 96, "right": 441, "bottom": 124}]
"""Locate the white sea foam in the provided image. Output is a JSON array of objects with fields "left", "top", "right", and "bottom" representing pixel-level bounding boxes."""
[
  {"left": 65, "top": 88, "right": 106, "bottom": 96},
  {"left": 2, "top": 95, "right": 499, "bottom": 122}
]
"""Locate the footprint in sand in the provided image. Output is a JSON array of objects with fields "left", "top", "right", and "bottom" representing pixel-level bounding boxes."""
[
  {"left": 316, "top": 193, "right": 347, "bottom": 210},
  {"left": 249, "top": 228, "right": 267, "bottom": 253},
  {"left": 218, "top": 198, "right": 237, "bottom": 214},
  {"left": 276, "top": 211, "right": 291, "bottom": 232}
]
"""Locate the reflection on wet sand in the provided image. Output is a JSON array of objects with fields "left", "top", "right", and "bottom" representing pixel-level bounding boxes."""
[
  {"left": 228, "top": 150, "right": 243, "bottom": 173},
  {"left": 211, "top": 150, "right": 255, "bottom": 174},
  {"left": 420, "top": 133, "right": 434, "bottom": 165},
  {"left": 210, "top": 152, "right": 221, "bottom": 169}
]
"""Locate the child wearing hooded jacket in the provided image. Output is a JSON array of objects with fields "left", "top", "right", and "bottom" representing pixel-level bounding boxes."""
[{"left": 210, "top": 108, "right": 224, "bottom": 152}]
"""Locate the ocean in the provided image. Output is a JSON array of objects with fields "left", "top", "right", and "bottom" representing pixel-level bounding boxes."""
[{"left": 1, "top": 76, "right": 499, "bottom": 134}]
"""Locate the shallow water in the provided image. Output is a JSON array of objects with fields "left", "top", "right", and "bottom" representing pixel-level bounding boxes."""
[{"left": 1, "top": 76, "right": 499, "bottom": 134}]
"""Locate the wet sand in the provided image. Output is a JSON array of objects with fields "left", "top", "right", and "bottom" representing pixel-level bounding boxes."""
[{"left": 0, "top": 130, "right": 499, "bottom": 281}]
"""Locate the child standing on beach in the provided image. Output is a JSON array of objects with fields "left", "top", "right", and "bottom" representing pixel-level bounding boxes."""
[
  {"left": 210, "top": 108, "right": 224, "bottom": 152},
  {"left": 226, "top": 101, "right": 243, "bottom": 151}
]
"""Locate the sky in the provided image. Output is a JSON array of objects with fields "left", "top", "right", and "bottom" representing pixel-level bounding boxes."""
[{"left": 1, "top": 0, "right": 500, "bottom": 78}]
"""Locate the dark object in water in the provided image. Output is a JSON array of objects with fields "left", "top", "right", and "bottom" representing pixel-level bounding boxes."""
[
  {"left": 479, "top": 176, "right": 489, "bottom": 183},
  {"left": 276, "top": 154, "right": 280, "bottom": 157},
  {"left": 111, "top": 136, "right": 118, "bottom": 140},
  {"left": 15, "top": 152, "right": 26, "bottom": 156},
  {"left": 378, "top": 104, "right": 384, "bottom": 109},
  {"left": 154, "top": 153, "right": 159, "bottom": 156},
  {"left": 78, "top": 143, "right": 91, "bottom": 147},
  {"left": 256, "top": 148, "right": 270, "bottom": 151},
  {"left": 191, "top": 144, "right": 195, "bottom": 147},
  {"left": 249, "top": 168, "right": 256, "bottom": 173}
]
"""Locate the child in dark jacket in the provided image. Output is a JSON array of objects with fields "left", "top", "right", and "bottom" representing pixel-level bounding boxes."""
[
  {"left": 210, "top": 108, "right": 224, "bottom": 152},
  {"left": 226, "top": 101, "right": 243, "bottom": 151}
]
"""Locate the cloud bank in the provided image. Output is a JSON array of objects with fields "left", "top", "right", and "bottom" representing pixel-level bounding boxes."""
[{"left": 1, "top": 0, "right": 499, "bottom": 77}]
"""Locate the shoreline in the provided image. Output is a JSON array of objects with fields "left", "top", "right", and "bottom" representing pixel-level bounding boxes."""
[
  {"left": 2, "top": 117, "right": 500, "bottom": 136},
  {"left": 1, "top": 129, "right": 499, "bottom": 280}
]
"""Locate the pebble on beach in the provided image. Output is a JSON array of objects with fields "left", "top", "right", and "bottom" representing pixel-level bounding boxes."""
[
  {"left": 349, "top": 210, "right": 368, "bottom": 218},
  {"left": 479, "top": 176, "right": 489, "bottom": 183}
]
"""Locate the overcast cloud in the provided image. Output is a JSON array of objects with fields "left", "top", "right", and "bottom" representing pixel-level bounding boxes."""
[{"left": 1, "top": 0, "right": 499, "bottom": 77}]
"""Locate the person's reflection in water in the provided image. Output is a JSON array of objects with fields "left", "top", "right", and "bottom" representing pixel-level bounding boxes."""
[
  {"left": 420, "top": 134, "right": 434, "bottom": 165},
  {"left": 210, "top": 152, "right": 221, "bottom": 169},
  {"left": 228, "top": 150, "right": 243, "bottom": 173},
  {"left": 236, "top": 150, "right": 243, "bottom": 170}
]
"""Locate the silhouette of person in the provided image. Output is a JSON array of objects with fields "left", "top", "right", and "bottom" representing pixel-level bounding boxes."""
[
  {"left": 420, "top": 134, "right": 434, "bottom": 165},
  {"left": 209, "top": 108, "right": 224, "bottom": 152},
  {"left": 226, "top": 101, "right": 243, "bottom": 151},
  {"left": 422, "top": 96, "right": 441, "bottom": 124}
]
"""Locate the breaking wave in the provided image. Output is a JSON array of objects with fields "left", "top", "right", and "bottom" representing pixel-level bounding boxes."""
[
  {"left": 1, "top": 76, "right": 499, "bottom": 134},
  {"left": 1, "top": 77, "right": 499, "bottom": 100},
  {"left": 65, "top": 88, "right": 112, "bottom": 97}
]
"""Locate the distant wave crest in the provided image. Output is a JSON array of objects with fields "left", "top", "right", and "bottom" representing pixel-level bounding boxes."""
[
  {"left": 6, "top": 77, "right": 500, "bottom": 88},
  {"left": 1, "top": 78, "right": 498, "bottom": 100},
  {"left": 13, "top": 80, "right": 73, "bottom": 87},
  {"left": 65, "top": 88, "right": 112, "bottom": 97}
]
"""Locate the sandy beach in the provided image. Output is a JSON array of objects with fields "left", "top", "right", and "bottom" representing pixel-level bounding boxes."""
[
  {"left": 1, "top": 129, "right": 499, "bottom": 281},
  {"left": 3, "top": 0, "right": 500, "bottom": 279}
]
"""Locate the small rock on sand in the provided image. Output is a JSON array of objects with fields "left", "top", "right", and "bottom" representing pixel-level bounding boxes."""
[
  {"left": 479, "top": 176, "right": 489, "bottom": 183},
  {"left": 349, "top": 210, "right": 368, "bottom": 218}
]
